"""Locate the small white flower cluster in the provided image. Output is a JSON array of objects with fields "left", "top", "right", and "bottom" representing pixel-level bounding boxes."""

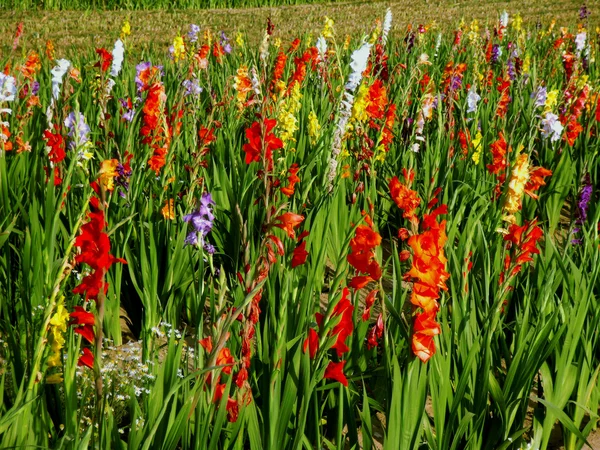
[{"left": 74, "top": 339, "right": 155, "bottom": 431}]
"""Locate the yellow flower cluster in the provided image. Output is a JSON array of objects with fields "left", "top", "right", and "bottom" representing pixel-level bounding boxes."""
[
  {"left": 172, "top": 36, "right": 186, "bottom": 63},
  {"left": 48, "top": 297, "right": 70, "bottom": 368},
  {"left": 351, "top": 84, "right": 370, "bottom": 123},
  {"left": 468, "top": 19, "right": 480, "bottom": 43},
  {"left": 471, "top": 130, "right": 483, "bottom": 164},
  {"left": 233, "top": 66, "right": 252, "bottom": 108},
  {"left": 504, "top": 149, "right": 530, "bottom": 223},
  {"left": 235, "top": 32, "right": 244, "bottom": 48},
  {"left": 278, "top": 83, "right": 302, "bottom": 145},
  {"left": 322, "top": 17, "right": 335, "bottom": 39},
  {"left": 161, "top": 199, "right": 175, "bottom": 220},
  {"left": 308, "top": 110, "right": 321, "bottom": 145},
  {"left": 544, "top": 90, "right": 559, "bottom": 113},
  {"left": 120, "top": 20, "right": 131, "bottom": 40},
  {"left": 512, "top": 14, "right": 523, "bottom": 32},
  {"left": 99, "top": 159, "right": 119, "bottom": 191}
]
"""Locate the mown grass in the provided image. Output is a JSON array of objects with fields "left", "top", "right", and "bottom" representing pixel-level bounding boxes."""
[{"left": 0, "top": 0, "right": 595, "bottom": 56}]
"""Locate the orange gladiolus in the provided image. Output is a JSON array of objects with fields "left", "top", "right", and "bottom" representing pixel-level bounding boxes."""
[{"left": 273, "top": 212, "right": 304, "bottom": 239}]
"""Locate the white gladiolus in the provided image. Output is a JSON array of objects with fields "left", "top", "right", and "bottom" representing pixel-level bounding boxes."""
[
  {"left": 382, "top": 8, "right": 392, "bottom": 46},
  {"left": 345, "top": 41, "right": 372, "bottom": 91},
  {"left": 110, "top": 39, "right": 125, "bottom": 77},
  {"left": 51, "top": 59, "right": 71, "bottom": 101},
  {"left": 500, "top": 11, "right": 509, "bottom": 28},
  {"left": 541, "top": 113, "right": 564, "bottom": 142},
  {"left": 0, "top": 73, "right": 17, "bottom": 103},
  {"left": 327, "top": 41, "right": 372, "bottom": 191},
  {"left": 316, "top": 36, "right": 327, "bottom": 61},
  {"left": 467, "top": 85, "right": 481, "bottom": 113},
  {"left": 575, "top": 32, "right": 586, "bottom": 54}
]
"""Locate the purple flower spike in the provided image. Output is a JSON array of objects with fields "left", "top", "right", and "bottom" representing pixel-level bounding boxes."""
[{"left": 183, "top": 192, "right": 216, "bottom": 252}]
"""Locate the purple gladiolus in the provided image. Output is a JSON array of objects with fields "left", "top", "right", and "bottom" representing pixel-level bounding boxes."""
[
  {"left": 188, "top": 24, "right": 201, "bottom": 43},
  {"left": 220, "top": 31, "right": 232, "bottom": 54},
  {"left": 184, "top": 192, "right": 216, "bottom": 251},
  {"left": 491, "top": 44, "right": 502, "bottom": 64},
  {"left": 532, "top": 86, "right": 547, "bottom": 108},
  {"left": 572, "top": 174, "right": 593, "bottom": 245}
]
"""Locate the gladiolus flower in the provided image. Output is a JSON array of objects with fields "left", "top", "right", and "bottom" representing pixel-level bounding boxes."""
[
  {"left": 216, "top": 347, "right": 235, "bottom": 374},
  {"left": 324, "top": 360, "right": 348, "bottom": 386},
  {"left": 242, "top": 119, "right": 283, "bottom": 165},
  {"left": 303, "top": 328, "right": 319, "bottom": 358},
  {"left": 366, "top": 313, "right": 384, "bottom": 350},
  {"left": 273, "top": 212, "right": 304, "bottom": 239},
  {"left": 390, "top": 169, "right": 421, "bottom": 223},
  {"left": 78, "top": 347, "right": 94, "bottom": 369},
  {"left": 291, "top": 240, "right": 309, "bottom": 268}
]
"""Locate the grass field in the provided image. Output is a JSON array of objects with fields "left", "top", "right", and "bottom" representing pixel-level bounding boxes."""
[
  {"left": 0, "top": 0, "right": 596, "bottom": 55},
  {"left": 1, "top": 1, "right": 600, "bottom": 449}
]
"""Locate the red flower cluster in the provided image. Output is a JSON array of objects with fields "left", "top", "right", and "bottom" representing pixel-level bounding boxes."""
[
  {"left": 139, "top": 67, "right": 171, "bottom": 175},
  {"left": 390, "top": 169, "right": 421, "bottom": 224},
  {"left": 347, "top": 218, "right": 382, "bottom": 285},
  {"left": 404, "top": 206, "right": 449, "bottom": 363},
  {"left": 291, "top": 230, "right": 309, "bottom": 268},
  {"left": 242, "top": 119, "right": 283, "bottom": 166},
  {"left": 499, "top": 219, "right": 543, "bottom": 285},
  {"left": 271, "top": 51, "right": 287, "bottom": 90},
  {"left": 273, "top": 212, "right": 304, "bottom": 239},
  {"left": 72, "top": 196, "right": 126, "bottom": 302},
  {"left": 304, "top": 288, "right": 355, "bottom": 386},
  {"left": 496, "top": 75, "right": 511, "bottom": 118},
  {"left": 95, "top": 48, "right": 113, "bottom": 73},
  {"left": 70, "top": 306, "right": 95, "bottom": 368},
  {"left": 562, "top": 84, "right": 589, "bottom": 147},
  {"left": 281, "top": 163, "right": 301, "bottom": 197},
  {"left": 486, "top": 132, "right": 509, "bottom": 198},
  {"left": 43, "top": 127, "right": 66, "bottom": 164},
  {"left": 287, "top": 48, "right": 318, "bottom": 94}
]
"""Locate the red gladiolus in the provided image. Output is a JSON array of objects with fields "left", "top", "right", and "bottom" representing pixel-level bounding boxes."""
[
  {"left": 347, "top": 224, "right": 382, "bottom": 280},
  {"left": 70, "top": 306, "right": 95, "bottom": 325},
  {"left": 329, "top": 289, "right": 354, "bottom": 357},
  {"left": 361, "top": 289, "right": 378, "bottom": 322},
  {"left": 235, "top": 367, "right": 248, "bottom": 388},
  {"left": 486, "top": 132, "right": 508, "bottom": 175},
  {"left": 227, "top": 398, "right": 239, "bottom": 422},
  {"left": 216, "top": 348, "right": 235, "bottom": 375},
  {"left": 271, "top": 51, "right": 287, "bottom": 87},
  {"left": 43, "top": 128, "right": 66, "bottom": 164},
  {"left": 366, "top": 79, "right": 388, "bottom": 121},
  {"left": 565, "top": 119, "right": 583, "bottom": 147},
  {"left": 291, "top": 240, "right": 309, "bottom": 268},
  {"left": 78, "top": 347, "right": 94, "bottom": 369},
  {"left": 199, "top": 337, "right": 213, "bottom": 353},
  {"left": 273, "top": 212, "right": 304, "bottom": 239},
  {"left": 412, "top": 310, "right": 442, "bottom": 363},
  {"left": 72, "top": 197, "right": 126, "bottom": 302},
  {"left": 390, "top": 169, "right": 421, "bottom": 223},
  {"left": 500, "top": 219, "right": 543, "bottom": 283},
  {"left": 350, "top": 275, "right": 373, "bottom": 290},
  {"left": 366, "top": 313, "right": 384, "bottom": 350},
  {"left": 303, "top": 328, "right": 319, "bottom": 359},
  {"left": 95, "top": 48, "right": 113, "bottom": 73},
  {"left": 324, "top": 360, "right": 348, "bottom": 387},
  {"left": 214, "top": 383, "right": 227, "bottom": 403},
  {"left": 70, "top": 306, "right": 95, "bottom": 344},
  {"left": 242, "top": 119, "right": 283, "bottom": 165},
  {"left": 404, "top": 206, "right": 448, "bottom": 362},
  {"left": 281, "top": 163, "right": 301, "bottom": 197},
  {"left": 525, "top": 167, "right": 552, "bottom": 199}
]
